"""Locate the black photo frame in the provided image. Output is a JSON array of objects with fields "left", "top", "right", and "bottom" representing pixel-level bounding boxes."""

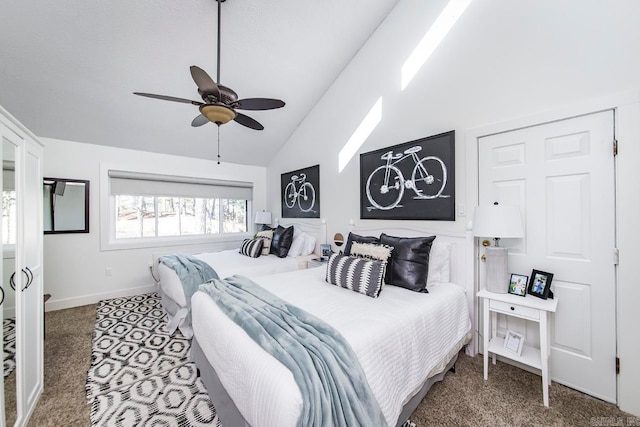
[
  {"left": 359, "top": 130, "right": 455, "bottom": 220},
  {"left": 281, "top": 164, "right": 320, "bottom": 218},
  {"left": 508, "top": 273, "right": 528, "bottom": 297},
  {"left": 527, "top": 269, "right": 554, "bottom": 299}
]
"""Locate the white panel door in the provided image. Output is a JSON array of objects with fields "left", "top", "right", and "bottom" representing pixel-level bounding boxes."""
[{"left": 478, "top": 111, "right": 616, "bottom": 403}]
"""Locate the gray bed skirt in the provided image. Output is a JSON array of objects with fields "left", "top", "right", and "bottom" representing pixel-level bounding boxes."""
[{"left": 190, "top": 337, "right": 461, "bottom": 427}]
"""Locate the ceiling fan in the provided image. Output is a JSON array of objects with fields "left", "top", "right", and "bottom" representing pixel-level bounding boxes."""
[{"left": 133, "top": 0, "right": 285, "bottom": 131}]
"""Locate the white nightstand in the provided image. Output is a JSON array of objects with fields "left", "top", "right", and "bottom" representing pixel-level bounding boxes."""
[
  {"left": 477, "top": 288, "right": 558, "bottom": 407},
  {"left": 307, "top": 258, "right": 327, "bottom": 269}
]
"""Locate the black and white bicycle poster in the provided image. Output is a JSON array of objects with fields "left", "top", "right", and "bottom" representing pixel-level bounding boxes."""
[
  {"left": 360, "top": 131, "right": 455, "bottom": 221},
  {"left": 281, "top": 164, "right": 320, "bottom": 218}
]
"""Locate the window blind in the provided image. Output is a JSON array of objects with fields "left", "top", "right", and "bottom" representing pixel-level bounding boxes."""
[{"left": 108, "top": 170, "right": 253, "bottom": 200}]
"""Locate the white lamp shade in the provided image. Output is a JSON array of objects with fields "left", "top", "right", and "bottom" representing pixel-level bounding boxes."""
[
  {"left": 254, "top": 211, "right": 272, "bottom": 225},
  {"left": 472, "top": 204, "right": 524, "bottom": 238}
]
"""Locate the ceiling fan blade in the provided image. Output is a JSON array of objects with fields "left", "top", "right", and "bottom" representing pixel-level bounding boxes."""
[
  {"left": 234, "top": 98, "right": 285, "bottom": 111},
  {"left": 191, "top": 114, "right": 210, "bottom": 127},
  {"left": 190, "top": 66, "right": 220, "bottom": 98},
  {"left": 133, "top": 92, "right": 203, "bottom": 105},
  {"left": 234, "top": 112, "right": 264, "bottom": 131}
]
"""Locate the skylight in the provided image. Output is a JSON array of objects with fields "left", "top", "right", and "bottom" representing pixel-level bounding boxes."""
[
  {"left": 401, "top": 0, "right": 472, "bottom": 90},
  {"left": 338, "top": 97, "right": 383, "bottom": 172}
]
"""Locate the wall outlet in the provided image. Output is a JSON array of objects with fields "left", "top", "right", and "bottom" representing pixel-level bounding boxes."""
[
  {"left": 105, "top": 267, "right": 112, "bottom": 277},
  {"left": 457, "top": 204, "right": 466, "bottom": 217}
]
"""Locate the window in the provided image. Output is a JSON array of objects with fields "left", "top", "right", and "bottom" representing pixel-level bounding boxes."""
[
  {"left": 2, "top": 189, "right": 16, "bottom": 245},
  {"left": 108, "top": 170, "right": 251, "bottom": 243}
]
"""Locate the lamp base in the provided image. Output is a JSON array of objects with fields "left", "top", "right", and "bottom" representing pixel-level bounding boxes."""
[{"left": 485, "top": 246, "right": 509, "bottom": 293}]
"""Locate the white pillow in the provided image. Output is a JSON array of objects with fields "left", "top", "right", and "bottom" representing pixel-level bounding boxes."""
[
  {"left": 349, "top": 241, "right": 393, "bottom": 261},
  {"left": 301, "top": 233, "right": 317, "bottom": 256},
  {"left": 287, "top": 232, "right": 305, "bottom": 257},
  {"left": 426, "top": 242, "right": 451, "bottom": 287}
]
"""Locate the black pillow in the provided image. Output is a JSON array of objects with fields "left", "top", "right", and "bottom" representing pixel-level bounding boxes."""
[
  {"left": 343, "top": 232, "right": 380, "bottom": 256},
  {"left": 260, "top": 224, "right": 274, "bottom": 232},
  {"left": 270, "top": 225, "right": 294, "bottom": 258},
  {"left": 379, "top": 233, "right": 436, "bottom": 293}
]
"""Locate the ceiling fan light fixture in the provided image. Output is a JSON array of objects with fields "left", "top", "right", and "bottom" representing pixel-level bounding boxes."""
[{"left": 200, "top": 104, "right": 236, "bottom": 125}]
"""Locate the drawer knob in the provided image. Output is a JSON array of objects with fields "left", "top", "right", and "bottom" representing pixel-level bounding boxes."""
[{"left": 510, "top": 306, "right": 515, "bottom": 311}]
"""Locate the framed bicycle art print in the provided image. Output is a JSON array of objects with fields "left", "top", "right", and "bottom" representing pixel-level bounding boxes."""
[
  {"left": 360, "top": 130, "right": 455, "bottom": 220},
  {"left": 281, "top": 164, "right": 320, "bottom": 218}
]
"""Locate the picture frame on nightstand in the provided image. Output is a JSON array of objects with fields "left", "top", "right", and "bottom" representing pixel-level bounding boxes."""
[
  {"left": 320, "top": 243, "right": 332, "bottom": 261},
  {"left": 504, "top": 329, "right": 525, "bottom": 356},
  {"left": 508, "top": 274, "right": 528, "bottom": 297},
  {"left": 528, "top": 269, "right": 554, "bottom": 299}
]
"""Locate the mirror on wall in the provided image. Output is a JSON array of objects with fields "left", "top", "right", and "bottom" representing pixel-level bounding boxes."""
[{"left": 43, "top": 178, "right": 89, "bottom": 234}]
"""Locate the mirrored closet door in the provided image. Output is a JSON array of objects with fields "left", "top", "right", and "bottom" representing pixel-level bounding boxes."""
[{"left": 0, "top": 105, "right": 44, "bottom": 427}]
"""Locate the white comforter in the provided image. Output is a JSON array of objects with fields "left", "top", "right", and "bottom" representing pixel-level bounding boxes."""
[
  {"left": 158, "top": 249, "right": 305, "bottom": 307},
  {"left": 158, "top": 249, "right": 313, "bottom": 338},
  {"left": 191, "top": 266, "right": 471, "bottom": 427}
]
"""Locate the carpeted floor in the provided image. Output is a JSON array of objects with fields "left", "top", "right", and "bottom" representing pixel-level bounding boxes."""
[
  {"left": 23, "top": 301, "right": 634, "bottom": 426},
  {"left": 28, "top": 303, "right": 95, "bottom": 426}
]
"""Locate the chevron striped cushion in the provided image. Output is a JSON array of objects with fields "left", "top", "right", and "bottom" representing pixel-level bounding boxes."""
[
  {"left": 239, "top": 238, "right": 264, "bottom": 258},
  {"left": 325, "top": 253, "right": 386, "bottom": 298}
]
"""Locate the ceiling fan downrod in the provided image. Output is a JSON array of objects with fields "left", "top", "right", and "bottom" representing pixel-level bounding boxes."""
[{"left": 216, "top": 0, "right": 225, "bottom": 85}]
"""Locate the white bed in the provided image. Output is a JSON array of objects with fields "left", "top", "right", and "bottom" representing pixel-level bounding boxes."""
[
  {"left": 190, "top": 226, "right": 473, "bottom": 427},
  {"left": 156, "top": 221, "right": 325, "bottom": 338}
]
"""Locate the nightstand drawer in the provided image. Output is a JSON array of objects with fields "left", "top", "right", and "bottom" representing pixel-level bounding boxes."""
[{"left": 489, "top": 299, "right": 540, "bottom": 321}]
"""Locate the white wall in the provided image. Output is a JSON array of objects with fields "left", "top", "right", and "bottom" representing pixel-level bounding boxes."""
[
  {"left": 39, "top": 137, "right": 267, "bottom": 311},
  {"left": 266, "top": 0, "right": 640, "bottom": 416},
  {"left": 267, "top": 0, "right": 640, "bottom": 232}
]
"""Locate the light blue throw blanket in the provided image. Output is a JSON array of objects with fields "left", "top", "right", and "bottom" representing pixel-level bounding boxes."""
[
  {"left": 158, "top": 254, "right": 219, "bottom": 320},
  {"left": 198, "top": 274, "right": 388, "bottom": 427}
]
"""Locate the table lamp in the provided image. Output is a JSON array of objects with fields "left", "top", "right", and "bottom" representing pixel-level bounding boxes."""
[
  {"left": 472, "top": 202, "right": 524, "bottom": 293},
  {"left": 254, "top": 211, "right": 272, "bottom": 227}
]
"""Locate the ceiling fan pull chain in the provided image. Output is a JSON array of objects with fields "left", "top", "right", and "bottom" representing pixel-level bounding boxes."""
[{"left": 217, "top": 125, "right": 221, "bottom": 164}]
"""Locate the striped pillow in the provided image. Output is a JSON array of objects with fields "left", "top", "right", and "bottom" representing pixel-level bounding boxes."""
[
  {"left": 325, "top": 253, "right": 386, "bottom": 298},
  {"left": 239, "top": 238, "right": 264, "bottom": 258}
]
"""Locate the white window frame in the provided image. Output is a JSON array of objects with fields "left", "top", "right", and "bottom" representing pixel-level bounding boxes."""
[{"left": 100, "top": 164, "right": 254, "bottom": 251}]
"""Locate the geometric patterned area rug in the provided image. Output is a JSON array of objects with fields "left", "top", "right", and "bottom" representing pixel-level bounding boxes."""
[
  {"left": 85, "top": 293, "right": 220, "bottom": 427},
  {"left": 3, "top": 317, "right": 16, "bottom": 378}
]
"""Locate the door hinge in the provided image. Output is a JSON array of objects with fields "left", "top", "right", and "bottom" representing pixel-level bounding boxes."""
[
  {"left": 616, "top": 357, "right": 620, "bottom": 374},
  {"left": 613, "top": 139, "right": 618, "bottom": 156},
  {"left": 613, "top": 248, "right": 619, "bottom": 265}
]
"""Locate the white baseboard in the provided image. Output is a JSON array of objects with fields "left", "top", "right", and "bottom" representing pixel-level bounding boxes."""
[{"left": 44, "top": 284, "right": 158, "bottom": 312}]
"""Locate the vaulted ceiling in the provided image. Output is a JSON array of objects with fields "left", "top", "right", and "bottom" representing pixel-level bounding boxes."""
[{"left": 0, "top": 0, "right": 401, "bottom": 166}]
